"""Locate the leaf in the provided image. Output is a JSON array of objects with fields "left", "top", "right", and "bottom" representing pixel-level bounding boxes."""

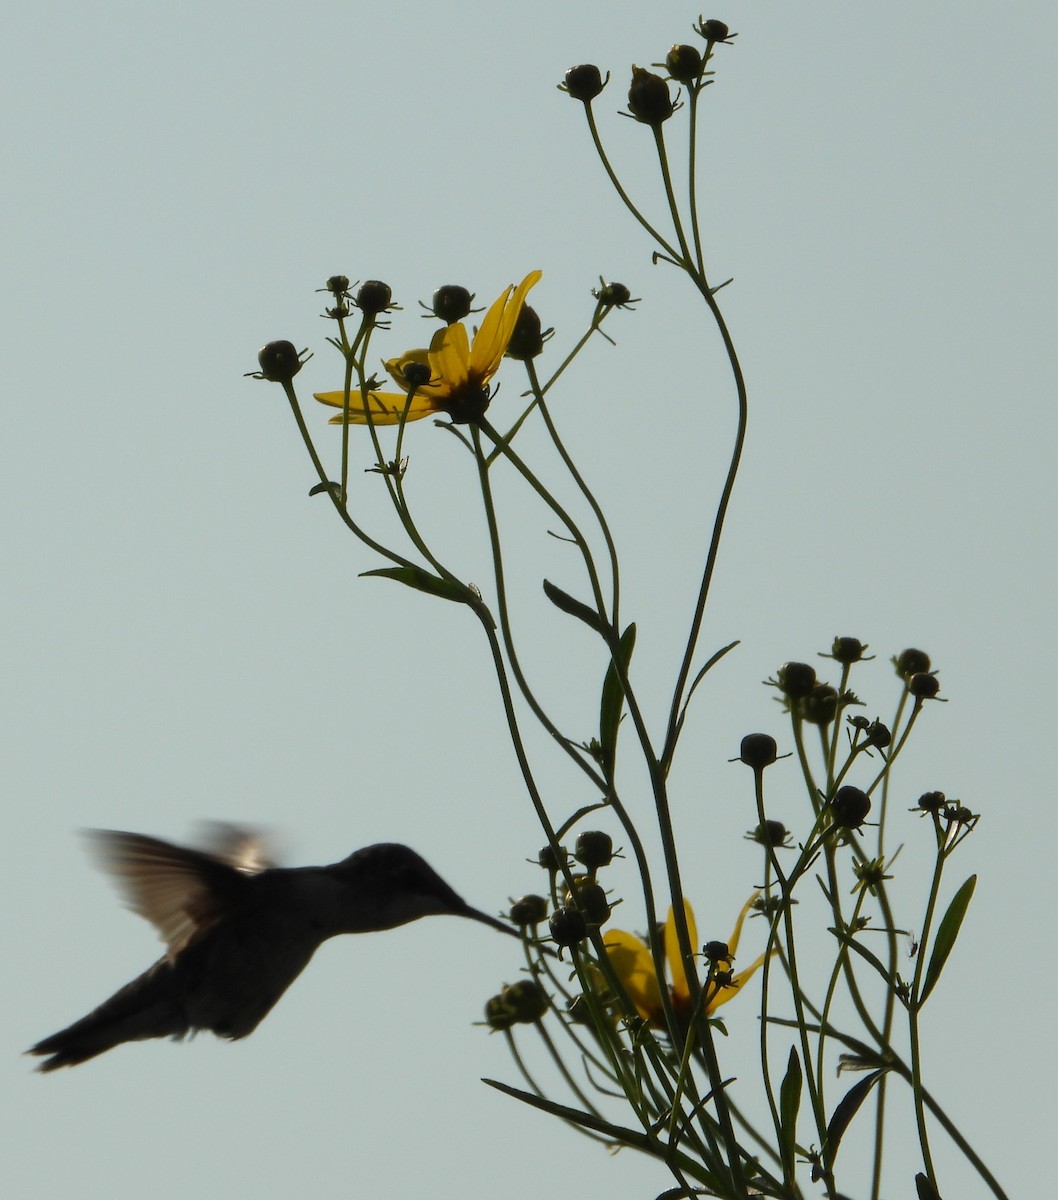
[
  {"left": 779, "top": 1046, "right": 803, "bottom": 1179},
  {"left": 482, "top": 1081, "right": 725, "bottom": 1189},
  {"left": 361, "top": 566, "right": 473, "bottom": 606},
  {"left": 829, "top": 926, "right": 896, "bottom": 987},
  {"left": 482, "top": 1079, "right": 654, "bottom": 1150},
  {"left": 542, "top": 579, "right": 609, "bottom": 637},
  {"left": 824, "top": 1070, "right": 884, "bottom": 1166},
  {"left": 920, "top": 874, "right": 976, "bottom": 1005},
  {"left": 914, "top": 1172, "right": 943, "bottom": 1200},
  {"left": 599, "top": 623, "right": 636, "bottom": 775}
]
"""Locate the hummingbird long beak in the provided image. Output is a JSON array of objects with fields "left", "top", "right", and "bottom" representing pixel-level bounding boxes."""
[{"left": 462, "top": 904, "right": 523, "bottom": 939}]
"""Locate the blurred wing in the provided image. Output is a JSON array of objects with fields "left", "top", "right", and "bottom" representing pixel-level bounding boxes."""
[
  {"left": 84, "top": 829, "right": 258, "bottom": 958},
  {"left": 195, "top": 822, "right": 276, "bottom": 873}
]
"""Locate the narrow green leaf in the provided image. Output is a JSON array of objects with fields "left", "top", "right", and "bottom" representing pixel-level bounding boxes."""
[
  {"left": 915, "top": 1171, "right": 943, "bottom": 1200},
  {"left": 779, "top": 1046, "right": 803, "bottom": 1178},
  {"left": 920, "top": 874, "right": 976, "bottom": 1005},
  {"left": 824, "top": 1070, "right": 884, "bottom": 1166},
  {"left": 361, "top": 566, "right": 472, "bottom": 606},
  {"left": 599, "top": 623, "right": 636, "bottom": 774},
  {"left": 829, "top": 926, "right": 897, "bottom": 986},
  {"left": 542, "top": 579, "right": 608, "bottom": 637},
  {"left": 482, "top": 1078, "right": 653, "bottom": 1149}
]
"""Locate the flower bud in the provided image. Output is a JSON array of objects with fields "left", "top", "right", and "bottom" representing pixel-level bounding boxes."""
[
  {"left": 908, "top": 672, "right": 941, "bottom": 700},
  {"left": 484, "top": 992, "right": 517, "bottom": 1030},
  {"left": 696, "top": 19, "right": 731, "bottom": 43},
  {"left": 325, "top": 275, "right": 350, "bottom": 296},
  {"left": 831, "top": 786, "right": 871, "bottom": 830},
  {"left": 355, "top": 280, "right": 393, "bottom": 316},
  {"left": 538, "top": 843, "right": 567, "bottom": 872},
  {"left": 894, "top": 648, "right": 931, "bottom": 679},
  {"left": 776, "top": 661, "right": 816, "bottom": 699},
  {"left": 746, "top": 820, "right": 791, "bottom": 848},
  {"left": 549, "top": 904, "right": 588, "bottom": 948},
  {"left": 430, "top": 284, "right": 474, "bottom": 324},
  {"left": 484, "top": 980, "right": 549, "bottom": 1029},
  {"left": 702, "top": 940, "right": 731, "bottom": 964},
  {"left": 562, "top": 64, "right": 606, "bottom": 102},
  {"left": 401, "top": 361, "right": 432, "bottom": 388},
  {"left": 509, "top": 894, "right": 549, "bottom": 926},
  {"left": 665, "top": 44, "right": 703, "bottom": 83},
  {"left": 831, "top": 636, "right": 867, "bottom": 664},
  {"left": 564, "top": 878, "right": 610, "bottom": 925},
  {"left": 800, "top": 684, "right": 838, "bottom": 726},
  {"left": 738, "top": 733, "right": 777, "bottom": 770},
  {"left": 593, "top": 280, "right": 633, "bottom": 309},
  {"left": 256, "top": 340, "right": 303, "bottom": 383},
  {"left": 864, "top": 720, "right": 891, "bottom": 749},
  {"left": 504, "top": 304, "right": 545, "bottom": 361},
  {"left": 914, "top": 791, "right": 947, "bottom": 814},
  {"left": 627, "top": 66, "right": 677, "bottom": 126},
  {"left": 501, "top": 980, "right": 549, "bottom": 1024},
  {"left": 574, "top": 830, "right": 614, "bottom": 871}
]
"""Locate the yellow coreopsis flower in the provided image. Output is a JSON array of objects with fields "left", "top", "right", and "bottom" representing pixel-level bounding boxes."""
[
  {"left": 605, "top": 895, "right": 767, "bottom": 1024},
  {"left": 315, "top": 270, "right": 541, "bottom": 426}
]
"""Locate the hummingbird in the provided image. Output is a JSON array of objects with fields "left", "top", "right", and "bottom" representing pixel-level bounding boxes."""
[{"left": 29, "top": 825, "right": 517, "bottom": 1072}]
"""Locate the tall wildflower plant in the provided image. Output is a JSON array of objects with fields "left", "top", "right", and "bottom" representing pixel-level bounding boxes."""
[{"left": 250, "top": 19, "right": 1004, "bottom": 1200}]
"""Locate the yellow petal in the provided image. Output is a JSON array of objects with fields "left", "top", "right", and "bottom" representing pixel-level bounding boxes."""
[
  {"left": 665, "top": 900, "right": 698, "bottom": 1004},
  {"left": 314, "top": 390, "right": 438, "bottom": 425},
  {"left": 429, "top": 322, "right": 470, "bottom": 390},
  {"left": 469, "top": 270, "right": 542, "bottom": 378},
  {"left": 726, "top": 891, "right": 760, "bottom": 957},
  {"left": 706, "top": 951, "right": 770, "bottom": 1014},
  {"left": 605, "top": 930, "right": 663, "bottom": 1021}
]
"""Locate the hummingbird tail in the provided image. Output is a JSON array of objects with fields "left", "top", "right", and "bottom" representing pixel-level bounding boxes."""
[{"left": 28, "top": 960, "right": 188, "bottom": 1071}]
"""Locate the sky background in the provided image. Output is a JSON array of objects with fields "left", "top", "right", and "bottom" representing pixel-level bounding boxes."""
[{"left": 4, "top": 1, "right": 1056, "bottom": 1196}]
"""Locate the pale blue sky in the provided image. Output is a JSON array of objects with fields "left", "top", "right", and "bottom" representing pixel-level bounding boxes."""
[{"left": 5, "top": 2, "right": 1055, "bottom": 1197}]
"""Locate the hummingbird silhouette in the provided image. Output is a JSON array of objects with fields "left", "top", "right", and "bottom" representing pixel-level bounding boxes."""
[{"left": 29, "top": 825, "right": 516, "bottom": 1072}]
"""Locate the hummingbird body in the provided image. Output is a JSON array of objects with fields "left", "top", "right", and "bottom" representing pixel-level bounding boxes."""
[{"left": 29, "top": 829, "right": 513, "bottom": 1071}]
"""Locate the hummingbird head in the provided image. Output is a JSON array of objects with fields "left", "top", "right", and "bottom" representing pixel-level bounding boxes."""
[{"left": 329, "top": 843, "right": 516, "bottom": 938}]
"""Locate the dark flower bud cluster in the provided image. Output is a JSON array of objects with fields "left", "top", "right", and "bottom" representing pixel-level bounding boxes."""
[
  {"left": 801, "top": 683, "right": 839, "bottom": 727},
  {"left": 848, "top": 715, "right": 892, "bottom": 749},
  {"left": 775, "top": 661, "right": 816, "bottom": 699},
  {"left": 549, "top": 904, "right": 588, "bottom": 951},
  {"left": 484, "top": 980, "right": 549, "bottom": 1030},
  {"left": 563, "top": 877, "right": 611, "bottom": 925},
  {"left": 894, "top": 647, "right": 931, "bottom": 679}
]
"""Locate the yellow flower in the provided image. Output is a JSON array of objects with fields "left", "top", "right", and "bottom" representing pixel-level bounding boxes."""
[
  {"left": 315, "top": 270, "right": 541, "bottom": 426},
  {"left": 605, "top": 895, "right": 767, "bottom": 1024}
]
